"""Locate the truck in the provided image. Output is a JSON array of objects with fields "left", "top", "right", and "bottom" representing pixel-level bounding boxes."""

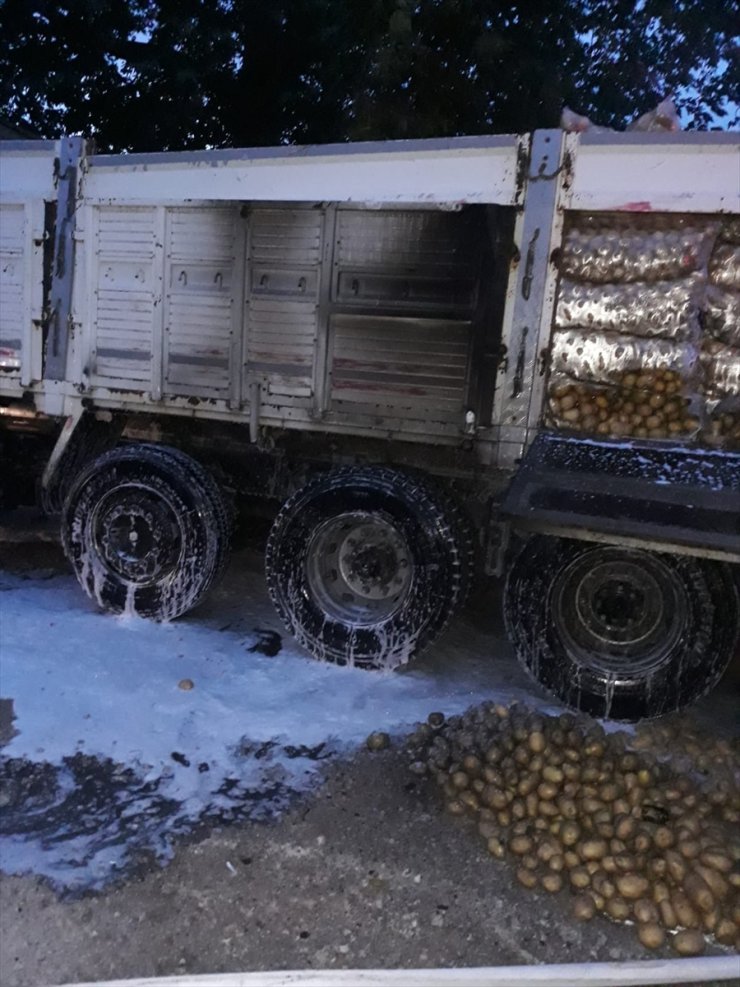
[{"left": 1, "top": 129, "right": 738, "bottom": 722}]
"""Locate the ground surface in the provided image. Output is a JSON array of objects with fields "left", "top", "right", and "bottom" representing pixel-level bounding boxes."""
[{"left": 0, "top": 516, "right": 738, "bottom": 986}]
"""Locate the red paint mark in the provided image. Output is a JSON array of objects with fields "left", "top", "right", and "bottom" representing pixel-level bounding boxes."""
[{"left": 621, "top": 201, "right": 653, "bottom": 212}]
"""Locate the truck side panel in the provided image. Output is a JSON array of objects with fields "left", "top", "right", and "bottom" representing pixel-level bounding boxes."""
[
  {"left": 73, "top": 199, "right": 500, "bottom": 444},
  {"left": 0, "top": 141, "right": 58, "bottom": 391}
]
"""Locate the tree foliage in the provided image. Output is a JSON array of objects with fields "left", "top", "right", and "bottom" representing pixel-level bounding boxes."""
[{"left": 0, "top": 0, "right": 736, "bottom": 151}]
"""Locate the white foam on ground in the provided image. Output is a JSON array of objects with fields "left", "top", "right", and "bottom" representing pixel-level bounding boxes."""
[{"left": 0, "top": 563, "right": 544, "bottom": 889}]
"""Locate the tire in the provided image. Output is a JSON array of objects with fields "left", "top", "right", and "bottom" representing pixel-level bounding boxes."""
[
  {"left": 265, "top": 467, "right": 472, "bottom": 669},
  {"left": 504, "top": 535, "right": 739, "bottom": 721},
  {"left": 62, "top": 444, "right": 232, "bottom": 620}
]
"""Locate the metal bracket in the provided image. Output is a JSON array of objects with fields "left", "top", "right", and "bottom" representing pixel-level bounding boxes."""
[{"left": 45, "top": 136, "right": 86, "bottom": 381}]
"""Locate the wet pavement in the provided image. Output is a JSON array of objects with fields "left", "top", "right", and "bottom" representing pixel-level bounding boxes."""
[{"left": 0, "top": 527, "right": 542, "bottom": 896}]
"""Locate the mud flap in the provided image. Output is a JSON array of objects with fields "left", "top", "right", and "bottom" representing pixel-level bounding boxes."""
[{"left": 501, "top": 432, "right": 740, "bottom": 563}]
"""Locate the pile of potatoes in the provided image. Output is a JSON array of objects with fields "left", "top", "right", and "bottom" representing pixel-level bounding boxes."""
[
  {"left": 548, "top": 369, "right": 699, "bottom": 440},
  {"left": 405, "top": 703, "right": 740, "bottom": 956}
]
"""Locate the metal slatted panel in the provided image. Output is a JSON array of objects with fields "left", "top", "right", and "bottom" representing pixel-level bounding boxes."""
[
  {"left": 330, "top": 315, "right": 471, "bottom": 420},
  {"left": 329, "top": 208, "right": 481, "bottom": 428},
  {"left": 336, "top": 209, "right": 481, "bottom": 273},
  {"left": 245, "top": 207, "right": 323, "bottom": 397},
  {"left": 92, "top": 207, "right": 156, "bottom": 384},
  {"left": 0, "top": 204, "right": 25, "bottom": 372},
  {"left": 164, "top": 207, "right": 238, "bottom": 397}
]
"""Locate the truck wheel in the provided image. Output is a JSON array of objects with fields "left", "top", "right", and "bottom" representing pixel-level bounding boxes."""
[
  {"left": 265, "top": 467, "right": 472, "bottom": 669},
  {"left": 62, "top": 444, "right": 231, "bottom": 620},
  {"left": 504, "top": 536, "right": 739, "bottom": 721}
]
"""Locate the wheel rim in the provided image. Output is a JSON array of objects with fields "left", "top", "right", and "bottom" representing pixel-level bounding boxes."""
[
  {"left": 305, "top": 511, "right": 413, "bottom": 626},
  {"left": 92, "top": 484, "right": 183, "bottom": 584},
  {"left": 551, "top": 548, "right": 686, "bottom": 678}
]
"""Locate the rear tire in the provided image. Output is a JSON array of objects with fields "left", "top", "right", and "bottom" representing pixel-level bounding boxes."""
[
  {"left": 504, "top": 535, "right": 739, "bottom": 721},
  {"left": 265, "top": 467, "right": 472, "bottom": 669},
  {"left": 62, "top": 444, "right": 231, "bottom": 620}
]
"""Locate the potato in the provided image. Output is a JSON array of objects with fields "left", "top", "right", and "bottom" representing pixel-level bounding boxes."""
[
  {"left": 560, "top": 820, "right": 581, "bottom": 846},
  {"left": 653, "top": 826, "right": 675, "bottom": 850},
  {"left": 579, "top": 838, "right": 608, "bottom": 862},
  {"left": 606, "top": 897, "right": 631, "bottom": 921},
  {"left": 637, "top": 923, "right": 665, "bottom": 950},
  {"left": 557, "top": 796, "right": 578, "bottom": 819},
  {"left": 601, "top": 855, "right": 618, "bottom": 874},
  {"left": 699, "top": 850, "right": 733, "bottom": 873},
  {"left": 462, "top": 754, "right": 482, "bottom": 776},
  {"left": 616, "top": 873, "right": 650, "bottom": 900},
  {"left": 715, "top": 917, "right": 738, "bottom": 946},
  {"left": 634, "top": 831, "right": 652, "bottom": 854},
  {"left": 509, "top": 835, "right": 533, "bottom": 856},
  {"left": 652, "top": 881, "right": 670, "bottom": 904},
  {"left": 451, "top": 771, "right": 469, "bottom": 790},
  {"left": 511, "top": 798, "right": 526, "bottom": 821},
  {"left": 649, "top": 857, "right": 668, "bottom": 879},
  {"left": 478, "top": 820, "right": 498, "bottom": 840},
  {"left": 671, "top": 893, "right": 699, "bottom": 929},
  {"left": 548, "top": 854, "right": 565, "bottom": 873},
  {"left": 528, "top": 730, "right": 546, "bottom": 753},
  {"left": 542, "top": 765, "right": 564, "bottom": 784},
  {"left": 516, "top": 867, "right": 538, "bottom": 889},
  {"left": 570, "top": 867, "right": 592, "bottom": 890},
  {"left": 664, "top": 849, "right": 687, "bottom": 883},
  {"left": 564, "top": 850, "right": 581, "bottom": 870},
  {"left": 459, "top": 790, "right": 480, "bottom": 811},
  {"left": 659, "top": 898, "right": 677, "bottom": 929},
  {"left": 517, "top": 775, "right": 537, "bottom": 797},
  {"left": 484, "top": 745, "right": 503, "bottom": 764},
  {"left": 671, "top": 929, "right": 705, "bottom": 956},
  {"left": 541, "top": 872, "right": 563, "bottom": 893},
  {"left": 487, "top": 836, "right": 505, "bottom": 859},
  {"left": 678, "top": 838, "right": 701, "bottom": 860},
  {"left": 447, "top": 799, "right": 466, "bottom": 815},
  {"left": 573, "top": 895, "right": 596, "bottom": 921},
  {"left": 614, "top": 814, "right": 637, "bottom": 841},
  {"left": 481, "top": 766, "right": 501, "bottom": 786},
  {"left": 633, "top": 899, "right": 659, "bottom": 925},
  {"left": 684, "top": 872, "right": 715, "bottom": 914},
  {"left": 525, "top": 792, "right": 539, "bottom": 818},
  {"left": 537, "top": 781, "right": 559, "bottom": 801}
]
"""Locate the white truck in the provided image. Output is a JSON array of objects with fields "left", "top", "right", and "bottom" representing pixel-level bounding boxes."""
[{"left": 1, "top": 129, "right": 738, "bottom": 721}]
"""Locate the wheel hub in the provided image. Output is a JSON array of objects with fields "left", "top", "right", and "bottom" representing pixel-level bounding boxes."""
[
  {"left": 94, "top": 488, "right": 182, "bottom": 583},
  {"left": 552, "top": 549, "right": 686, "bottom": 677},
  {"left": 306, "top": 512, "right": 413, "bottom": 624}
]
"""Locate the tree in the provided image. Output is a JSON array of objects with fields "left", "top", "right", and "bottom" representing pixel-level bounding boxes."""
[{"left": 0, "top": 0, "right": 736, "bottom": 151}]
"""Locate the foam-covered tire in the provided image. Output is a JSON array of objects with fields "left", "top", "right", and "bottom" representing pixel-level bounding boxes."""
[
  {"left": 504, "top": 535, "right": 739, "bottom": 721},
  {"left": 62, "top": 444, "right": 231, "bottom": 620},
  {"left": 265, "top": 467, "right": 472, "bottom": 669}
]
